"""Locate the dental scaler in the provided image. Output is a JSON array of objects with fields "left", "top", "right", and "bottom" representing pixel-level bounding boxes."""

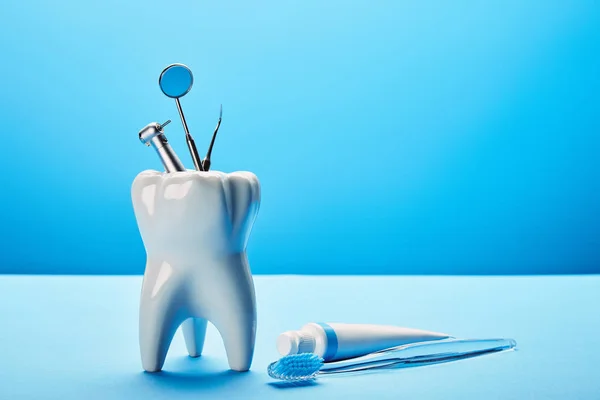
[
  {"left": 202, "top": 104, "right": 223, "bottom": 171},
  {"left": 138, "top": 120, "right": 186, "bottom": 172}
]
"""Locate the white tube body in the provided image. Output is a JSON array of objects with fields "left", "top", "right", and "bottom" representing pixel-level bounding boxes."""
[{"left": 278, "top": 322, "right": 451, "bottom": 362}]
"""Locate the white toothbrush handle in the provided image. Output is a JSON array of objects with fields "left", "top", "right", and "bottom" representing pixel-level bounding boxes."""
[{"left": 320, "top": 338, "right": 517, "bottom": 374}]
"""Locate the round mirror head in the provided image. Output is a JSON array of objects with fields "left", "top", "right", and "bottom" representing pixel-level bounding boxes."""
[{"left": 159, "top": 64, "right": 194, "bottom": 98}]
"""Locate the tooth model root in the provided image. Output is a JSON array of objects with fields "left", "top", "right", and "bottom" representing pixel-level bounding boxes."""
[
  {"left": 132, "top": 170, "right": 261, "bottom": 373},
  {"left": 182, "top": 318, "right": 208, "bottom": 358},
  {"left": 139, "top": 272, "right": 188, "bottom": 373},
  {"left": 214, "top": 312, "right": 256, "bottom": 372},
  {"left": 208, "top": 269, "right": 257, "bottom": 372}
]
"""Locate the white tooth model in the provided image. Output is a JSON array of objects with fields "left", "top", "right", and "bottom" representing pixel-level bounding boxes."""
[{"left": 131, "top": 170, "right": 260, "bottom": 372}]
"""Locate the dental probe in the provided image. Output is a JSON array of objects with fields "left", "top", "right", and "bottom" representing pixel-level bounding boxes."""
[
  {"left": 202, "top": 104, "right": 222, "bottom": 171},
  {"left": 138, "top": 120, "right": 186, "bottom": 172}
]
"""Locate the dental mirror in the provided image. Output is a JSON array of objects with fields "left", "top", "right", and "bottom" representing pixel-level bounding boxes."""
[
  {"left": 159, "top": 63, "right": 204, "bottom": 171},
  {"left": 159, "top": 63, "right": 193, "bottom": 98}
]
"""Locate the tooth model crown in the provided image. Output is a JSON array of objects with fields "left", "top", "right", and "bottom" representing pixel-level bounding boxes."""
[{"left": 131, "top": 170, "right": 260, "bottom": 372}]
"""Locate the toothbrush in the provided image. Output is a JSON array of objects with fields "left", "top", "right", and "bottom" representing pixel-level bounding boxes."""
[{"left": 267, "top": 338, "right": 517, "bottom": 381}]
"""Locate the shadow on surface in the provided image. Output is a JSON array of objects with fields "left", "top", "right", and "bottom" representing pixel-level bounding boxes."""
[
  {"left": 268, "top": 380, "right": 320, "bottom": 389},
  {"left": 137, "top": 355, "right": 260, "bottom": 392}
]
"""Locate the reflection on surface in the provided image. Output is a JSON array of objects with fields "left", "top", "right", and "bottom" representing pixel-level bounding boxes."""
[
  {"left": 141, "top": 184, "right": 157, "bottom": 215},
  {"left": 163, "top": 181, "right": 193, "bottom": 200},
  {"left": 151, "top": 262, "right": 173, "bottom": 299}
]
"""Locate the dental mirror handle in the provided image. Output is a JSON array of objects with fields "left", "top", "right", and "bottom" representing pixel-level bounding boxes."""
[
  {"left": 175, "top": 98, "right": 204, "bottom": 171},
  {"left": 186, "top": 135, "right": 202, "bottom": 171}
]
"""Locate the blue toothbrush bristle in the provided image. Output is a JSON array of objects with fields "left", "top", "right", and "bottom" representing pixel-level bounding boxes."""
[{"left": 267, "top": 353, "right": 324, "bottom": 381}]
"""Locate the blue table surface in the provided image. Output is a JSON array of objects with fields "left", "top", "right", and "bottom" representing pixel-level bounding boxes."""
[{"left": 0, "top": 275, "right": 598, "bottom": 399}]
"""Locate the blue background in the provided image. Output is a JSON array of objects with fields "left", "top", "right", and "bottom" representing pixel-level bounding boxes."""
[{"left": 0, "top": 1, "right": 598, "bottom": 275}]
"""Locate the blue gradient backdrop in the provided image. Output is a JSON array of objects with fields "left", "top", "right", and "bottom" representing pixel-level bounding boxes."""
[{"left": 0, "top": 1, "right": 598, "bottom": 275}]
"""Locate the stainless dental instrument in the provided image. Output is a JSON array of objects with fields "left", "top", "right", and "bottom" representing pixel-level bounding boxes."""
[
  {"left": 138, "top": 120, "right": 186, "bottom": 172},
  {"left": 158, "top": 63, "right": 204, "bottom": 171},
  {"left": 202, "top": 104, "right": 222, "bottom": 171}
]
